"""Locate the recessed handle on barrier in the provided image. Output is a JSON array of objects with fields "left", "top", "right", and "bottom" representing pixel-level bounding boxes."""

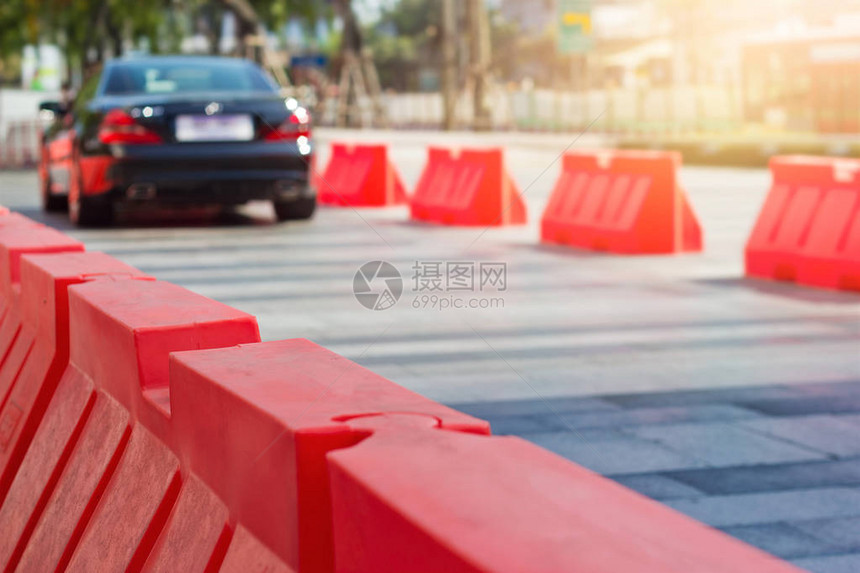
[
  {"left": 833, "top": 160, "right": 860, "bottom": 183},
  {"left": 595, "top": 152, "right": 613, "bottom": 169}
]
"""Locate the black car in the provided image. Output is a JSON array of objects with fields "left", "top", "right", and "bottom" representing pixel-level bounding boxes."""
[{"left": 39, "top": 55, "right": 315, "bottom": 226}]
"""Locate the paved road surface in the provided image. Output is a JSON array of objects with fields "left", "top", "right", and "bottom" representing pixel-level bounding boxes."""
[{"left": 2, "top": 128, "right": 859, "bottom": 571}]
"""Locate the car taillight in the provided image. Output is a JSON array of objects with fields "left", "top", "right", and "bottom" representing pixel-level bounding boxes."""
[
  {"left": 263, "top": 107, "right": 311, "bottom": 142},
  {"left": 98, "top": 109, "right": 162, "bottom": 145}
]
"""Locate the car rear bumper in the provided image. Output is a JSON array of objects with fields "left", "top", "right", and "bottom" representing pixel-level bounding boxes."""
[{"left": 101, "top": 141, "right": 313, "bottom": 205}]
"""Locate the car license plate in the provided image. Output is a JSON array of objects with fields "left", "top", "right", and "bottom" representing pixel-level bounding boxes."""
[{"left": 175, "top": 114, "right": 254, "bottom": 142}]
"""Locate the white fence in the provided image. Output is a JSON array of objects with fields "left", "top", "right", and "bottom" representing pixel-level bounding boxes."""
[
  {"left": 0, "top": 120, "right": 42, "bottom": 169},
  {"left": 319, "top": 85, "right": 743, "bottom": 133},
  {"left": 0, "top": 89, "right": 57, "bottom": 169}
]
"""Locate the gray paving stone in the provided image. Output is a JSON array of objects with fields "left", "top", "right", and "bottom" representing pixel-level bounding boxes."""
[
  {"left": 742, "top": 416, "right": 860, "bottom": 458},
  {"left": 520, "top": 432, "right": 706, "bottom": 475},
  {"left": 742, "top": 395, "right": 860, "bottom": 417},
  {"left": 485, "top": 414, "right": 570, "bottom": 435},
  {"left": 630, "top": 422, "right": 828, "bottom": 467},
  {"left": 793, "top": 517, "right": 860, "bottom": 553},
  {"left": 603, "top": 385, "right": 805, "bottom": 409},
  {"left": 835, "top": 414, "right": 860, "bottom": 429},
  {"left": 793, "top": 553, "right": 860, "bottom": 573},
  {"left": 356, "top": 332, "right": 860, "bottom": 368},
  {"left": 557, "top": 427, "right": 632, "bottom": 442},
  {"left": 611, "top": 474, "right": 704, "bottom": 500},
  {"left": 666, "top": 459, "right": 860, "bottom": 495},
  {"left": 719, "top": 523, "right": 841, "bottom": 559},
  {"left": 665, "top": 488, "right": 860, "bottom": 527},
  {"left": 449, "top": 396, "right": 618, "bottom": 419},
  {"left": 559, "top": 404, "right": 762, "bottom": 430},
  {"left": 795, "top": 381, "right": 860, "bottom": 398}
]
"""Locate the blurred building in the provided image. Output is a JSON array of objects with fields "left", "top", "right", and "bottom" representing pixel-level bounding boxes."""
[
  {"left": 499, "top": 0, "right": 555, "bottom": 35},
  {"left": 744, "top": 20, "right": 860, "bottom": 133},
  {"left": 495, "top": 0, "right": 860, "bottom": 132}
]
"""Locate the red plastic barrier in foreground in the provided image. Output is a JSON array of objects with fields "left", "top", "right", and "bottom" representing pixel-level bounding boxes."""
[
  {"left": 0, "top": 278, "right": 263, "bottom": 572},
  {"left": 0, "top": 213, "right": 44, "bottom": 316},
  {"left": 0, "top": 225, "right": 84, "bottom": 299},
  {"left": 410, "top": 147, "right": 527, "bottom": 226},
  {"left": 541, "top": 150, "right": 702, "bottom": 254},
  {"left": 0, "top": 210, "right": 808, "bottom": 573},
  {"left": 745, "top": 156, "right": 860, "bottom": 292},
  {"left": 0, "top": 227, "right": 84, "bottom": 391},
  {"left": 0, "top": 253, "right": 145, "bottom": 508},
  {"left": 318, "top": 143, "right": 408, "bottom": 207},
  {"left": 0, "top": 212, "right": 41, "bottom": 228},
  {"left": 169, "top": 339, "right": 489, "bottom": 573},
  {"left": 329, "top": 426, "right": 802, "bottom": 573}
]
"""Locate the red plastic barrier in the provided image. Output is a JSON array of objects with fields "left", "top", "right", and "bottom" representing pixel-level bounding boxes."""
[
  {"left": 329, "top": 425, "right": 802, "bottom": 573},
  {"left": 0, "top": 225, "right": 83, "bottom": 299},
  {"left": 0, "top": 253, "right": 144, "bottom": 506},
  {"left": 0, "top": 227, "right": 84, "bottom": 390},
  {"left": 0, "top": 206, "right": 7, "bottom": 215},
  {"left": 0, "top": 214, "right": 45, "bottom": 319},
  {"left": 169, "top": 339, "right": 489, "bottom": 573},
  {"left": 0, "top": 278, "right": 261, "bottom": 572},
  {"left": 2, "top": 368, "right": 123, "bottom": 571},
  {"left": 541, "top": 150, "right": 702, "bottom": 254},
  {"left": 220, "top": 526, "right": 296, "bottom": 573},
  {"left": 410, "top": 147, "right": 527, "bottom": 226},
  {"left": 0, "top": 209, "right": 806, "bottom": 573},
  {"left": 142, "top": 473, "right": 230, "bottom": 572},
  {"left": 745, "top": 156, "right": 860, "bottom": 291},
  {"left": 318, "top": 143, "right": 408, "bottom": 207},
  {"left": 0, "top": 212, "right": 40, "bottom": 228}
]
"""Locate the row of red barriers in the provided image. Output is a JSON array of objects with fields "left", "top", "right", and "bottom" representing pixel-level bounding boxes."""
[
  {"left": 0, "top": 208, "right": 803, "bottom": 572},
  {"left": 318, "top": 143, "right": 696, "bottom": 248},
  {"left": 318, "top": 144, "right": 527, "bottom": 226},
  {"left": 318, "top": 143, "right": 858, "bottom": 292}
]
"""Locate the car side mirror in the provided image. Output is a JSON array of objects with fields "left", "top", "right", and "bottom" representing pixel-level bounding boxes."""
[{"left": 39, "top": 101, "right": 65, "bottom": 121}]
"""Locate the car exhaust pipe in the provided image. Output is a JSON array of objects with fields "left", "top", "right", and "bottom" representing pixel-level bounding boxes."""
[
  {"left": 127, "top": 183, "right": 157, "bottom": 200},
  {"left": 275, "top": 180, "right": 301, "bottom": 200}
]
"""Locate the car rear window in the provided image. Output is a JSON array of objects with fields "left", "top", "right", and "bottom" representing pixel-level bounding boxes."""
[{"left": 102, "top": 60, "right": 278, "bottom": 96}]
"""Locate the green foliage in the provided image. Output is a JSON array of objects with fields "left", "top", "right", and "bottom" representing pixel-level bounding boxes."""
[
  {"left": 0, "top": 0, "right": 166, "bottom": 67},
  {"left": 0, "top": 0, "right": 37, "bottom": 58},
  {"left": 377, "top": 0, "right": 437, "bottom": 38},
  {"left": 252, "top": 0, "right": 320, "bottom": 29},
  {"left": 362, "top": 0, "right": 440, "bottom": 91},
  {"left": 0, "top": 0, "right": 329, "bottom": 71}
]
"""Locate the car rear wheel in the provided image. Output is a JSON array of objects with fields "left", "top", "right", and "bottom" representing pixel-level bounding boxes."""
[
  {"left": 274, "top": 197, "right": 316, "bottom": 222},
  {"left": 40, "top": 174, "right": 68, "bottom": 212},
  {"left": 68, "top": 158, "right": 114, "bottom": 227},
  {"left": 70, "top": 194, "right": 114, "bottom": 227}
]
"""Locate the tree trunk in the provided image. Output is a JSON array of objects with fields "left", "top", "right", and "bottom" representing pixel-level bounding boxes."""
[
  {"left": 467, "top": 0, "right": 491, "bottom": 131},
  {"left": 207, "top": 7, "right": 224, "bottom": 55},
  {"left": 216, "top": 0, "right": 260, "bottom": 56},
  {"left": 441, "top": 0, "right": 457, "bottom": 130}
]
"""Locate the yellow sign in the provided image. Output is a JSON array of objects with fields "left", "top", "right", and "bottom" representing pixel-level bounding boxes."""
[
  {"left": 557, "top": 0, "right": 593, "bottom": 54},
  {"left": 562, "top": 12, "right": 592, "bottom": 35}
]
